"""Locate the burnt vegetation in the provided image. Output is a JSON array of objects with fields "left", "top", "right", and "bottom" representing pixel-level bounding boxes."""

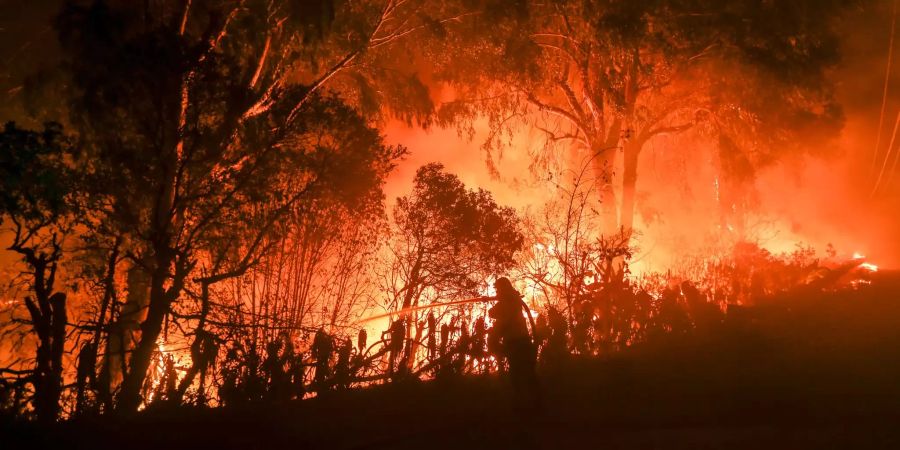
[{"left": 1, "top": 1, "right": 899, "bottom": 449}]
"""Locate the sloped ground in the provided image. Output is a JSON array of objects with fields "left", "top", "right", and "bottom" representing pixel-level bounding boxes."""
[
  {"left": 16, "top": 358, "right": 899, "bottom": 450},
  {"left": 6, "top": 276, "right": 900, "bottom": 450}
]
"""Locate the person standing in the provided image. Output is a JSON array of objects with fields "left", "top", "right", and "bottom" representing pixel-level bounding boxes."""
[{"left": 488, "top": 277, "right": 540, "bottom": 409}]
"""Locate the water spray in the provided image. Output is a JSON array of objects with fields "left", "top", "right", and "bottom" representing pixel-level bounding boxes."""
[
  {"left": 355, "top": 294, "right": 540, "bottom": 346},
  {"left": 354, "top": 296, "right": 496, "bottom": 325}
]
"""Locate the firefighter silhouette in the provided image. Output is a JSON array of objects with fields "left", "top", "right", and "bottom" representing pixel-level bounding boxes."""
[
  {"left": 334, "top": 338, "right": 353, "bottom": 390},
  {"left": 357, "top": 329, "right": 367, "bottom": 354},
  {"left": 386, "top": 318, "right": 406, "bottom": 378},
  {"left": 488, "top": 277, "right": 540, "bottom": 408},
  {"left": 311, "top": 329, "right": 333, "bottom": 392}
]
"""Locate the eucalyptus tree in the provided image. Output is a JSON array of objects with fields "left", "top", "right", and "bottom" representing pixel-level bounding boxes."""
[
  {"left": 0, "top": 122, "right": 78, "bottom": 422},
  {"left": 431, "top": 0, "right": 850, "bottom": 241},
  {"left": 45, "top": 0, "right": 443, "bottom": 412}
]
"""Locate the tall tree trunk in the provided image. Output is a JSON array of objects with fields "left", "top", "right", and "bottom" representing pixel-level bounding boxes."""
[
  {"left": 118, "top": 241, "right": 184, "bottom": 412},
  {"left": 105, "top": 256, "right": 146, "bottom": 392},
  {"left": 592, "top": 118, "right": 623, "bottom": 235},
  {"left": 600, "top": 56, "right": 639, "bottom": 239},
  {"left": 171, "top": 282, "right": 213, "bottom": 405},
  {"left": 397, "top": 257, "right": 422, "bottom": 373},
  {"left": 118, "top": 50, "right": 188, "bottom": 411},
  {"left": 717, "top": 134, "right": 753, "bottom": 239},
  {"left": 620, "top": 139, "right": 643, "bottom": 235},
  {"left": 13, "top": 241, "right": 68, "bottom": 424},
  {"left": 608, "top": 134, "right": 644, "bottom": 281},
  {"left": 89, "top": 240, "right": 119, "bottom": 413},
  {"left": 25, "top": 292, "right": 67, "bottom": 424}
]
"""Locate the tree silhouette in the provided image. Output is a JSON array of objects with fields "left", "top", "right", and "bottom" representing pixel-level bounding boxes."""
[
  {"left": 385, "top": 163, "right": 524, "bottom": 370},
  {"left": 46, "top": 0, "right": 417, "bottom": 412},
  {"left": 0, "top": 122, "right": 78, "bottom": 423}
]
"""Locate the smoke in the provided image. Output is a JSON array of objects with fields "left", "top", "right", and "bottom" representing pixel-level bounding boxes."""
[
  {"left": 383, "top": 0, "right": 900, "bottom": 272},
  {"left": 382, "top": 117, "right": 553, "bottom": 212},
  {"left": 4, "top": 0, "right": 897, "bottom": 271}
]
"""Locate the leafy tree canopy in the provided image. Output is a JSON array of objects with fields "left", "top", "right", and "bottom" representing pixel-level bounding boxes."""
[{"left": 394, "top": 163, "right": 524, "bottom": 298}]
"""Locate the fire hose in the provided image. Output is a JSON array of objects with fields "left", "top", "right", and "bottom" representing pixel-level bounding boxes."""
[{"left": 356, "top": 295, "right": 539, "bottom": 345}]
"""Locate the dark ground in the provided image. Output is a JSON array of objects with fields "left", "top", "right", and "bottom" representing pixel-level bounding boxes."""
[
  {"left": 5, "top": 275, "right": 900, "bottom": 450},
  {"left": 10, "top": 356, "right": 899, "bottom": 450}
]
